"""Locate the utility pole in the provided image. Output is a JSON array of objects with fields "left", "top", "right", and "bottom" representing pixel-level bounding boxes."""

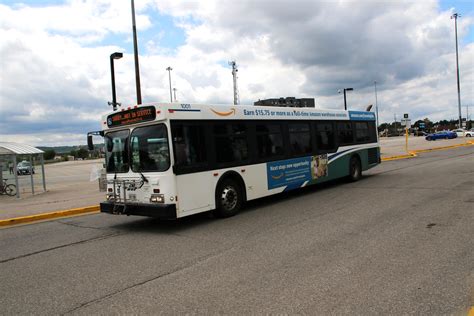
[
  {"left": 166, "top": 66, "right": 173, "bottom": 103},
  {"left": 394, "top": 114, "right": 397, "bottom": 134},
  {"left": 229, "top": 60, "right": 239, "bottom": 105},
  {"left": 451, "top": 13, "right": 462, "bottom": 128},
  {"left": 131, "top": 0, "right": 142, "bottom": 104}
]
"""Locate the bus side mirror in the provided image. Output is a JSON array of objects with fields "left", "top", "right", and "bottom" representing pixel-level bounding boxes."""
[
  {"left": 87, "top": 131, "right": 104, "bottom": 151},
  {"left": 87, "top": 134, "right": 94, "bottom": 150}
]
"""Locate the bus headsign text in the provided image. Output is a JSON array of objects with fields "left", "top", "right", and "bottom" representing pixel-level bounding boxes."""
[{"left": 107, "top": 106, "right": 156, "bottom": 127}]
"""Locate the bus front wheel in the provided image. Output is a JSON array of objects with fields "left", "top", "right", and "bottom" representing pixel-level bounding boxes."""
[
  {"left": 348, "top": 156, "right": 362, "bottom": 182},
  {"left": 214, "top": 178, "right": 243, "bottom": 218}
]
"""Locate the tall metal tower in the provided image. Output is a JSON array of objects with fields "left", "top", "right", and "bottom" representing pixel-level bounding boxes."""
[
  {"left": 166, "top": 66, "right": 173, "bottom": 103},
  {"left": 229, "top": 60, "right": 239, "bottom": 105}
]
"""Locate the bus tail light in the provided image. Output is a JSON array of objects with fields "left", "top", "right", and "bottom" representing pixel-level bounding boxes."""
[{"left": 153, "top": 188, "right": 160, "bottom": 193}]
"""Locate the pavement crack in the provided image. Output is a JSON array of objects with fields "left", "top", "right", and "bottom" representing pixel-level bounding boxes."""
[
  {"left": 61, "top": 246, "right": 235, "bottom": 315},
  {"left": 0, "top": 233, "right": 124, "bottom": 264},
  {"left": 56, "top": 220, "right": 110, "bottom": 230}
]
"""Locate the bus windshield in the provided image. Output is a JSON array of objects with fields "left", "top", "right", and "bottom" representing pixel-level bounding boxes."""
[
  {"left": 130, "top": 124, "right": 170, "bottom": 172},
  {"left": 104, "top": 130, "right": 130, "bottom": 173}
]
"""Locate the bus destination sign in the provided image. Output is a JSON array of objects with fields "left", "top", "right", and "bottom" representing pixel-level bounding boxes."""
[{"left": 107, "top": 106, "right": 156, "bottom": 127}]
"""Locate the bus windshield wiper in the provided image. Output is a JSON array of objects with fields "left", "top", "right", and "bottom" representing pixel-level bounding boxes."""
[{"left": 139, "top": 171, "right": 149, "bottom": 183}]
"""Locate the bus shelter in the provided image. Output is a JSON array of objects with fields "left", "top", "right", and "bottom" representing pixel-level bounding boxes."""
[{"left": 0, "top": 142, "right": 45, "bottom": 198}]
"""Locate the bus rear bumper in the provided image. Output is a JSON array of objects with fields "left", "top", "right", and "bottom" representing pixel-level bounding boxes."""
[{"left": 100, "top": 202, "right": 177, "bottom": 219}]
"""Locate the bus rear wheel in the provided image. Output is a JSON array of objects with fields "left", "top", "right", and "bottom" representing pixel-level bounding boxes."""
[
  {"left": 348, "top": 156, "right": 362, "bottom": 182},
  {"left": 214, "top": 178, "right": 243, "bottom": 218}
]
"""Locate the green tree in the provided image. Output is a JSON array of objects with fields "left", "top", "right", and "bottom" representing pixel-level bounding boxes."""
[
  {"left": 43, "top": 149, "right": 56, "bottom": 160},
  {"left": 69, "top": 150, "right": 77, "bottom": 158},
  {"left": 77, "top": 148, "right": 89, "bottom": 159}
]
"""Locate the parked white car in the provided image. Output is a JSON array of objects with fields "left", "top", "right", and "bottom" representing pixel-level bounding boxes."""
[{"left": 452, "top": 129, "right": 473, "bottom": 137}]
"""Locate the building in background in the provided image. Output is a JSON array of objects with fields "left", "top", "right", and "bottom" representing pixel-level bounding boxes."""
[{"left": 254, "top": 97, "right": 315, "bottom": 108}]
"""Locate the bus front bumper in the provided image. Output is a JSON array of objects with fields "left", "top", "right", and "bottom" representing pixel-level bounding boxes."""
[{"left": 100, "top": 202, "right": 177, "bottom": 219}]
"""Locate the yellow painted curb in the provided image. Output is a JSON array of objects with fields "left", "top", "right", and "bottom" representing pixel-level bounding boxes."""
[
  {"left": 468, "top": 306, "right": 474, "bottom": 316},
  {"left": 0, "top": 205, "right": 100, "bottom": 227},
  {"left": 381, "top": 153, "right": 417, "bottom": 161},
  {"left": 382, "top": 141, "right": 474, "bottom": 161}
]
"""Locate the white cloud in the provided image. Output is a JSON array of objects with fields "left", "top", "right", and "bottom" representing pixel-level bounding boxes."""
[{"left": 0, "top": 0, "right": 473, "bottom": 146}]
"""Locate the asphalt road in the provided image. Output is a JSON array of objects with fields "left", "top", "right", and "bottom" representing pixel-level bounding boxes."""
[{"left": 1, "top": 147, "right": 473, "bottom": 315}]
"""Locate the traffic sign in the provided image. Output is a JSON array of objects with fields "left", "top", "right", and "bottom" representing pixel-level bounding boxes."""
[
  {"left": 401, "top": 118, "right": 412, "bottom": 127},
  {"left": 404, "top": 113, "right": 409, "bottom": 119}
]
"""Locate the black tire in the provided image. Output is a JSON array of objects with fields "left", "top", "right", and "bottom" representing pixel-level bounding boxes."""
[
  {"left": 5, "top": 184, "right": 17, "bottom": 196},
  {"left": 348, "top": 156, "right": 362, "bottom": 182},
  {"left": 213, "top": 178, "right": 243, "bottom": 218},
  {"left": 466, "top": 134, "right": 471, "bottom": 137}
]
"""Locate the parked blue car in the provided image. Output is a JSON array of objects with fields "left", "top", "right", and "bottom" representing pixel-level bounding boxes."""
[{"left": 425, "top": 131, "right": 457, "bottom": 141}]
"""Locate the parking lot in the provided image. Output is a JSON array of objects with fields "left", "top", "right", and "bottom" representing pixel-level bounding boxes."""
[{"left": 0, "top": 159, "right": 103, "bottom": 219}]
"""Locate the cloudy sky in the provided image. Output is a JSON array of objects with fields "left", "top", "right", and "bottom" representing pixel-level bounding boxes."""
[{"left": 0, "top": 0, "right": 473, "bottom": 146}]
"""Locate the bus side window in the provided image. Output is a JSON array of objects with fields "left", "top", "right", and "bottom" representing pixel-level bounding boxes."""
[
  {"left": 256, "top": 123, "right": 284, "bottom": 159},
  {"left": 214, "top": 123, "right": 249, "bottom": 164},
  {"left": 354, "top": 122, "right": 370, "bottom": 143},
  {"left": 315, "top": 122, "right": 336, "bottom": 153},
  {"left": 368, "top": 121, "right": 377, "bottom": 142},
  {"left": 288, "top": 123, "right": 312, "bottom": 156},
  {"left": 172, "top": 124, "right": 207, "bottom": 167},
  {"left": 337, "top": 122, "right": 354, "bottom": 145}
]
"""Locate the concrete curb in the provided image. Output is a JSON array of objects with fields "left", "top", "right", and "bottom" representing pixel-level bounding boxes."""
[
  {"left": 0, "top": 205, "right": 100, "bottom": 228},
  {"left": 381, "top": 153, "right": 417, "bottom": 161},
  {"left": 382, "top": 140, "right": 474, "bottom": 161}
]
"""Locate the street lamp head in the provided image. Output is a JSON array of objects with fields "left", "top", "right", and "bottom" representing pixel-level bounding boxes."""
[
  {"left": 111, "top": 52, "right": 123, "bottom": 60},
  {"left": 166, "top": 66, "right": 172, "bottom": 71},
  {"left": 345, "top": 88, "right": 354, "bottom": 92}
]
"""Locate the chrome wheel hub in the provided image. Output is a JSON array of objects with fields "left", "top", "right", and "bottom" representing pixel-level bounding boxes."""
[{"left": 221, "top": 186, "right": 238, "bottom": 211}]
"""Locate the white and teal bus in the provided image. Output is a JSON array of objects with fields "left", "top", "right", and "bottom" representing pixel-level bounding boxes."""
[{"left": 88, "top": 102, "right": 380, "bottom": 219}]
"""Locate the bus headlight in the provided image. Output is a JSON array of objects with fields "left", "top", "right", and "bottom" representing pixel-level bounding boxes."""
[{"left": 150, "top": 194, "right": 164, "bottom": 203}]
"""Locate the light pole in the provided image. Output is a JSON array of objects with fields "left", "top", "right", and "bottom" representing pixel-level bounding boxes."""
[
  {"left": 451, "top": 13, "right": 462, "bottom": 128},
  {"left": 173, "top": 87, "right": 177, "bottom": 102},
  {"left": 340, "top": 88, "right": 353, "bottom": 110},
  {"left": 166, "top": 67, "right": 173, "bottom": 103},
  {"left": 374, "top": 81, "right": 379, "bottom": 127},
  {"left": 108, "top": 52, "right": 123, "bottom": 111},
  {"left": 131, "top": 0, "right": 142, "bottom": 105}
]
